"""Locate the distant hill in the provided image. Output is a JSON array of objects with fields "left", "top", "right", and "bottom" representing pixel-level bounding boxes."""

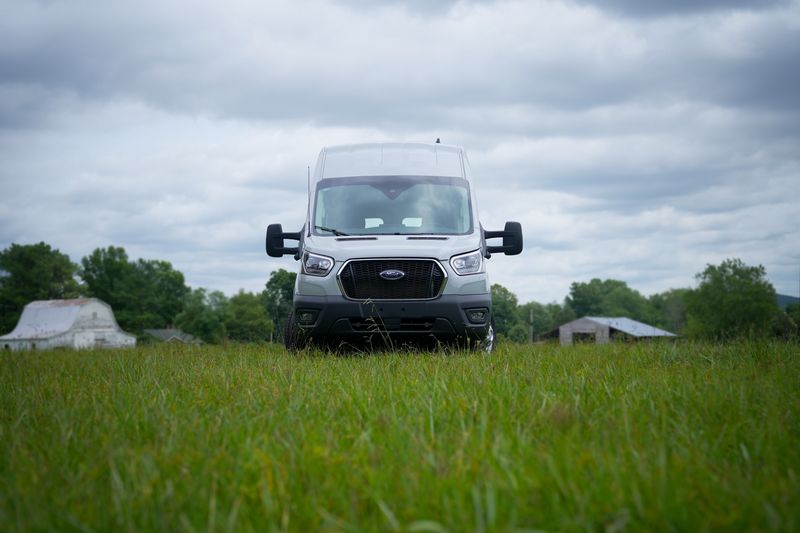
[{"left": 777, "top": 294, "right": 800, "bottom": 309}]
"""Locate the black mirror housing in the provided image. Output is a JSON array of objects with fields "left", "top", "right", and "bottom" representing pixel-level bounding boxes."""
[
  {"left": 485, "top": 221, "right": 523, "bottom": 256},
  {"left": 266, "top": 224, "right": 301, "bottom": 257}
]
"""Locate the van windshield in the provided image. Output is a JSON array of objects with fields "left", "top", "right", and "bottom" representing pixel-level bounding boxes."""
[{"left": 313, "top": 176, "right": 473, "bottom": 236}]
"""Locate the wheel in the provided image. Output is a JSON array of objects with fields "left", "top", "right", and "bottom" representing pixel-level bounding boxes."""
[
  {"left": 284, "top": 310, "right": 306, "bottom": 352},
  {"left": 483, "top": 315, "right": 496, "bottom": 353},
  {"left": 470, "top": 315, "right": 496, "bottom": 353}
]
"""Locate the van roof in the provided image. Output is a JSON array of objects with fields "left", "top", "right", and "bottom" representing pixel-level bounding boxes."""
[{"left": 315, "top": 142, "right": 467, "bottom": 179}]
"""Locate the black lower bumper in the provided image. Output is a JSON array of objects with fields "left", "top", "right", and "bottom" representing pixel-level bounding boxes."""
[{"left": 292, "top": 293, "right": 492, "bottom": 348}]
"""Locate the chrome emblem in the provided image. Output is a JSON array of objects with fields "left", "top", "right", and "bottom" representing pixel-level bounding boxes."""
[{"left": 379, "top": 269, "right": 406, "bottom": 280}]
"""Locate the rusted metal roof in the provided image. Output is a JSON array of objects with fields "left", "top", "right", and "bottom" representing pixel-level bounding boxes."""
[
  {"left": 583, "top": 317, "right": 677, "bottom": 337},
  {"left": 143, "top": 328, "right": 202, "bottom": 344}
]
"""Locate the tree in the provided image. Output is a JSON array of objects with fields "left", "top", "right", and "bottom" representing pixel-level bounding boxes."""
[
  {"left": 685, "top": 258, "right": 778, "bottom": 339},
  {"left": 565, "top": 278, "right": 655, "bottom": 323},
  {"left": 565, "top": 278, "right": 608, "bottom": 317},
  {"left": 649, "top": 288, "right": 689, "bottom": 333},
  {"left": 80, "top": 246, "right": 133, "bottom": 308},
  {"left": 786, "top": 303, "right": 800, "bottom": 328},
  {"left": 516, "top": 301, "right": 548, "bottom": 342},
  {"left": 507, "top": 323, "right": 529, "bottom": 343},
  {"left": 135, "top": 259, "right": 190, "bottom": 327},
  {"left": 780, "top": 303, "right": 800, "bottom": 339},
  {"left": 261, "top": 269, "right": 297, "bottom": 336},
  {"left": 175, "top": 288, "right": 227, "bottom": 344},
  {"left": 547, "top": 302, "right": 576, "bottom": 328},
  {"left": 80, "top": 247, "right": 189, "bottom": 333},
  {"left": 491, "top": 283, "right": 520, "bottom": 337},
  {"left": 512, "top": 301, "right": 576, "bottom": 342},
  {"left": 225, "top": 290, "right": 274, "bottom": 343},
  {"left": 0, "top": 242, "right": 81, "bottom": 332},
  {"left": 772, "top": 309, "right": 798, "bottom": 340},
  {"left": 603, "top": 284, "right": 654, "bottom": 323}
]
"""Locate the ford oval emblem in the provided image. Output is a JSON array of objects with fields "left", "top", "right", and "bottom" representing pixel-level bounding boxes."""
[{"left": 379, "top": 269, "right": 406, "bottom": 281}]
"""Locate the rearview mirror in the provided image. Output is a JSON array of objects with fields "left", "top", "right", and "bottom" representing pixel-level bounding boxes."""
[
  {"left": 485, "top": 221, "right": 523, "bottom": 256},
  {"left": 266, "top": 224, "right": 301, "bottom": 257}
]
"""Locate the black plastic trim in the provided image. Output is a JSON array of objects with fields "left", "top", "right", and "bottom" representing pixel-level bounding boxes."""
[{"left": 291, "top": 293, "right": 492, "bottom": 346}]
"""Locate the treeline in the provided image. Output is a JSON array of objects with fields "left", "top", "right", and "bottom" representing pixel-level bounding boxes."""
[
  {"left": 493, "top": 258, "right": 800, "bottom": 341},
  {"left": 0, "top": 242, "right": 296, "bottom": 344},
  {"left": 1, "top": 242, "right": 797, "bottom": 344}
]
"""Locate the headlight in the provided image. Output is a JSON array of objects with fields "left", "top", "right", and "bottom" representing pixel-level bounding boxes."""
[
  {"left": 302, "top": 252, "right": 334, "bottom": 276},
  {"left": 450, "top": 249, "right": 483, "bottom": 275}
]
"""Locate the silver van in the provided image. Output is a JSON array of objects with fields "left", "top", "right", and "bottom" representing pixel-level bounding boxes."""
[{"left": 266, "top": 142, "right": 522, "bottom": 351}]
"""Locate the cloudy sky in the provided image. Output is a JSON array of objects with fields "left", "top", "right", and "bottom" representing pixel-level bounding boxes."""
[{"left": 1, "top": 0, "right": 799, "bottom": 304}]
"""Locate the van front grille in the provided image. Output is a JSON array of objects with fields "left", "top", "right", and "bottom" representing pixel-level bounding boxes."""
[{"left": 338, "top": 259, "right": 446, "bottom": 300}]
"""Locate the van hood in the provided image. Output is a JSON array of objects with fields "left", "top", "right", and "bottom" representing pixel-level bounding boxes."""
[{"left": 303, "top": 234, "right": 481, "bottom": 262}]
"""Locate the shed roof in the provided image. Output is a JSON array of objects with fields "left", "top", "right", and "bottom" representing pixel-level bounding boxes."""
[
  {"left": 0, "top": 298, "right": 105, "bottom": 340},
  {"left": 581, "top": 317, "right": 677, "bottom": 337},
  {"left": 143, "top": 328, "right": 201, "bottom": 344}
]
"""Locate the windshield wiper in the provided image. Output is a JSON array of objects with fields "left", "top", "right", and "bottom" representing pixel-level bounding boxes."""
[{"left": 315, "top": 225, "right": 349, "bottom": 236}]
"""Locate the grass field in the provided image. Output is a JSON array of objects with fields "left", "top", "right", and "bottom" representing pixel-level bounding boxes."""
[{"left": 1, "top": 341, "right": 798, "bottom": 532}]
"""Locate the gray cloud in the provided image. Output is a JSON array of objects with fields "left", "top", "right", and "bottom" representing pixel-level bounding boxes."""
[
  {"left": 1, "top": 0, "right": 798, "bottom": 303},
  {"left": 4, "top": 0, "right": 798, "bottom": 128},
  {"left": 574, "top": 0, "right": 793, "bottom": 18}
]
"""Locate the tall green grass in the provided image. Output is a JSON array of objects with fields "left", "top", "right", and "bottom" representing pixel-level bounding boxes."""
[{"left": 1, "top": 341, "right": 798, "bottom": 531}]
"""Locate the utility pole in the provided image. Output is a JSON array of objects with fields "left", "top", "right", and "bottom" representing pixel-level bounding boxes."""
[{"left": 528, "top": 306, "right": 534, "bottom": 344}]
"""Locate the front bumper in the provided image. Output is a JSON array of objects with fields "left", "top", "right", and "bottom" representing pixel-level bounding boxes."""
[{"left": 292, "top": 293, "right": 492, "bottom": 348}]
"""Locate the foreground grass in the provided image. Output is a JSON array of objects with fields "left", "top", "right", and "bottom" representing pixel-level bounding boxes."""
[{"left": 1, "top": 341, "right": 798, "bottom": 532}]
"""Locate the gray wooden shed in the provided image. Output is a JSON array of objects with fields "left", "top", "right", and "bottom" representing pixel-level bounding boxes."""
[
  {"left": 555, "top": 316, "right": 677, "bottom": 346},
  {"left": 0, "top": 298, "right": 136, "bottom": 351}
]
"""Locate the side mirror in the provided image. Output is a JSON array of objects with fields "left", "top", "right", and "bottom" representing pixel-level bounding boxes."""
[
  {"left": 266, "top": 224, "right": 301, "bottom": 257},
  {"left": 485, "top": 221, "right": 523, "bottom": 256}
]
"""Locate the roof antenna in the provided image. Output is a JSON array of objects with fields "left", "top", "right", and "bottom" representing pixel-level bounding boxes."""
[{"left": 435, "top": 138, "right": 441, "bottom": 144}]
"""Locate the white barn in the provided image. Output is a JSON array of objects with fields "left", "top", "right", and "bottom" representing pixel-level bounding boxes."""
[{"left": 0, "top": 298, "right": 136, "bottom": 351}]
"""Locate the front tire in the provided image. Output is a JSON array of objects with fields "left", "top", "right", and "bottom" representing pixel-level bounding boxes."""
[
  {"left": 284, "top": 310, "right": 306, "bottom": 352},
  {"left": 470, "top": 315, "right": 496, "bottom": 353},
  {"left": 483, "top": 315, "right": 496, "bottom": 353}
]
